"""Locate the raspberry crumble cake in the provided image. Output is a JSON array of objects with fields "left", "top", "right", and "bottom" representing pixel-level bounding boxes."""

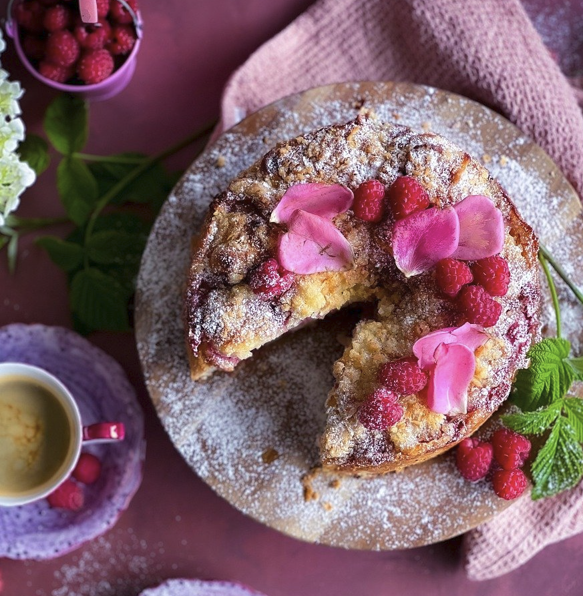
[{"left": 184, "top": 113, "right": 541, "bottom": 475}]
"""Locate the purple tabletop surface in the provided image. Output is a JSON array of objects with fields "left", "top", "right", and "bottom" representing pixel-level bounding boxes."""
[{"left": 1, "top": 0, "right": 583, "bottom": 595}]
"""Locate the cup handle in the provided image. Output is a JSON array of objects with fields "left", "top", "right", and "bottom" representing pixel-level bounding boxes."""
[{"left": 82, "top": 422, "right": 125, "bottom": 444}]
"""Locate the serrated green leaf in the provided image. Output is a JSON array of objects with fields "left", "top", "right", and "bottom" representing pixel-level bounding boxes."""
[
  {"left": 57, "top": 156, "right": 98, "bottom": 225},
  {"left": 566, "top": 357, "right": 583, "bottom": 381},
  {"left": 562, "top": 397, "right": 583, "bottom": 442},
  {"left": 511, "top": 338, "right": 574, "bottom": 411},
  {"left": 92, "top": 212, "right": 150, "bottom": 235},
  {"left": 70, "top": 268, "right": 130, "bottom": 332},
  {"left": 17, "top": 134, "right": 50, "bottom": 175},
  {"left": 36, "top": 236, "right": 84, "bottom": 272},
  {"left": 86, "top": 229, "right": 146, "bottom": 265},
  {"left": 502, "top": 401, "right": 563, "bottom": 435},
  {"left": 44, "top": 94, "right": 88, "bottom": 155},
  {"left": 531, "top": 416, "right": 583, "bottom": 500},
  {"left": 88, "top": 154, "right": 173, "bottom": 208}
]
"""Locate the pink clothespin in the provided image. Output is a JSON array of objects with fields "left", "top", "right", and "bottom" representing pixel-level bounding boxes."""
[{"left": 79, "top": 0, "right": 98, "bottom": 24}]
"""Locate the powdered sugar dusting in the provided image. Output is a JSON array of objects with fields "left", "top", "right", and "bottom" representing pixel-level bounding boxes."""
[{"left": 136, "top": 83, "right": 583, "bottom": 550}]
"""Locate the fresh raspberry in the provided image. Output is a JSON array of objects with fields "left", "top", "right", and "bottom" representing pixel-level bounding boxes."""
[
  {"left": 38, "top": 60, "right": 74, "bottom": 83},
  {"left": 387, "top": 175, "right": 430, "bottom": 219},
  {"left": 74, "top": 18, "right": 112, "bottom": 50},
  {"left": 107, "top": 24, "right": 136, "bottom": 55},
  {"left": 435, "top": 258, "right": 473, "bottom": 297},
  {"left": 109, "top": 0, "right": 138, "bottom": 24},
  {"left": 72, "top": 452, "right": 102, "bottom": 484},
  {"left": 378, "top": 357, "right": 428, "bottom": 395},
  {"left": 471, "top": 256, "right": 510, "bottom": 297},
  {"left": 358, "top": 388, "right": 403, "bottom": 431},
  {"left": 46, "top": 29, "right": 80, "bottom": 67},
  {"left": 492, "top": 468, "right": 528, "bottom": 500},
  {"left": 77, "top": 48, "right": 114, "bottom": 84},
  {"left": 42, "top": 4, "right": 71, "bottom": 31},
  {"left": 46, "top": 478, "right": 84, "bottom": 511},
  {"left": 248, "top": 258, "right": 294, "bottom": 300},
  {"left": 22, "top": 34, "right": 46, "bottom": 61},
  {"left": 492, "top": 428, "right": 531, "bottom": 470},
  {"left": 455, "top": 438, "right": 493, "bottom": 481},
  {"left": 97, "top": 0, "right": 110, "bottom": 17},
  {"left": 14, "top": 1, "right": 45, "bottom": 33},
  {"left": 352, "top": 180, "right": 386, "bottom": 223},
  {"left": 458, "top": 285, "right": 502, "bottom": 327}
]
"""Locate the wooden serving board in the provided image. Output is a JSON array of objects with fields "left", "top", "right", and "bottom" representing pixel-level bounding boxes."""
[{"left": 135, "top": 82, "right": 582, "bottom": 550}]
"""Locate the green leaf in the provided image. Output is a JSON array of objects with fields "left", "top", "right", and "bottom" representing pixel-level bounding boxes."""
[
  {"left": 44, "top": 94, "right": 88, "bottom": 155},
  {"left": 70, "top": 268, "right": 130, "bottom": 332},
  {"left": 562, "top": 397, "right": 583, "bottom": 442},
  {"left": 566, "top": 357, "right": 583, "bottom": 381},
  {"left": 88, "top": 154, "right": 174, "bottom": 208},
  {"left": 7, "top": 234, "right": 18, "bottom": 274},
  {"left": 36, "top": 236, "right": 84, "bottom": 272},
  {"left": 502, "top": 401, "right": 563, "bottom": 435},
  {"left": 92, "top": 212, "right": 150, "bottom": 235},
  {"left": 0, "top": 235, "right": 9, "bottom": 251},
  {"left": 511, "top": 338, "right": 574, "bottom": 411},
  {"left": 86, "top": 229, "right": 146, "bottom": 265},
  {"left": 57, "top": 156, "right": 98, "bottom": 225},
  {"left": 531, "top": 416, "right": 583, "bottom": 499},
  {"left": 17, "top": 134, "right": 50, "bottom": 175}
]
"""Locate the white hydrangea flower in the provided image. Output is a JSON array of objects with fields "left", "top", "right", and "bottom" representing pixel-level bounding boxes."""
[{"left": 0, "top": 29, "right": 35, "bottom": 224}]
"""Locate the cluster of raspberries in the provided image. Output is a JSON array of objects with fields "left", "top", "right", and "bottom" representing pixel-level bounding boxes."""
[
  {"left": 46, "top": 452, "right": 102, "bottom": 510},
  {"left": 456, "top": 428, "right": 531, "bottom": 500},
  {"left": 352, "top": 175, "right": 510, "bottom": 328},
  {"left": 15, "top": 0, "right": 138, "bottom": 85}
]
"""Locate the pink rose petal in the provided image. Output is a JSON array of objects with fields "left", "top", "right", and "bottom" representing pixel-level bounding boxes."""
[
  {"left": 451, "top": 195, "right": 504, "bottom": 260},
  {"left": 393, "top": 206, "right": 459, "bottom": 277},
  {"left": 270, "top": 183, "right": 353, "bottom": 224},
  {"left": 278, "top": 209, "right": 354, "bottom": 274},
  {"left": 413, "top": 322, "right": 488, "bottom": 370},
  {"left": 427, "top": 343, "right": 476, "bottom": 415}
]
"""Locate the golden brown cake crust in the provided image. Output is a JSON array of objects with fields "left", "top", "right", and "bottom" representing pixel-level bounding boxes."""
[{"left": 184, "top": 114, "right": 541, "bottom": 475}]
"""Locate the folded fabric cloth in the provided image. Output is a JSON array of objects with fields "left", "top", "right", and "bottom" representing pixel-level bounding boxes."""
[{"left": 213, "top": 0, "right": 583, "bottom": 579}]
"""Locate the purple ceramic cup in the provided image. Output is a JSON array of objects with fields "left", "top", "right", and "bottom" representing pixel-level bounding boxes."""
[{"left": 5, "top": 0, "right": 143, "bottom": 101}]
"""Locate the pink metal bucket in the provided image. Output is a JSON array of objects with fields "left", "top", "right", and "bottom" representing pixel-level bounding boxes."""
[{"left": 5, "top": 0, "right": 143, "bottom": 101}]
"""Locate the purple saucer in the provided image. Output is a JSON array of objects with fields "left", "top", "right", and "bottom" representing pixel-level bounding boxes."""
[
  {"left": 140, "top": 579, "right": 268, "bottom": 596},
  {"left": 0, "top": 324, "right": 145, "bottom": 560}
]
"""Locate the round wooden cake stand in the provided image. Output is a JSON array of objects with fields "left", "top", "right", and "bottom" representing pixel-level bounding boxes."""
[{"left": 135, "top": 82, "right": 582, "bottom": 550}]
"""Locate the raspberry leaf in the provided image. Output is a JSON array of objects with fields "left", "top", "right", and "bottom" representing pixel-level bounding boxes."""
[
  {"left": 57, "top": 157, "right": 98, "bottom": 226},
  {"left": 566, "top": 356, "right": 583, "bottom": 381},
  {"left": 17, "top": 134, "right": 50, "bottom": 176},
  {"left": 511, "top": 338, "right": 574, "bottom": 411},
  {"left": 71, "top": 268, "right": 131, "bottom": 332},
  {"left": 44, "top": 94, "right": 88, "bottom": 156},
  {"left": 562, "top": 397, "right": 583, "bottom": 442},
  {"left": 502, "top": 401, "right": 562, "bottom": 435},
  {"left": 86, "top": 230, "right": 147, "bottom": 265},
  {"left": 531, "top": 416, "right": 583, "bottom": 500},
  {"left": 36, "top": 236, "right": 84, "bottom": 272}
]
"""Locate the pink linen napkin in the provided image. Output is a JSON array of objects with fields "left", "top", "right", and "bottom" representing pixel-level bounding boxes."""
[{"left": 212, "top": 0, "right": 583, "bottom": 580}]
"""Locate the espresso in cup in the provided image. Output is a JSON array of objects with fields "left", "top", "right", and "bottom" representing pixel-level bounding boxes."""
[{"left": 0, "top": 375, "right": 74, "bottom": 498}]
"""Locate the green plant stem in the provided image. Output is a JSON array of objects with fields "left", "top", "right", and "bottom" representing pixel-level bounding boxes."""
[
  {"left": 539, "top": 251, "right": 562, "bottom": 338},
  {"left": 83, "top": 120, "right": 215, "bottom": 250},
  {"left": 4, "top": 215, "right": 70, "bottom": 231},
  {"left": 73, "top": 153, "right": 146, "bottom": 164},
  {"left": 540, "top": 243, "right": 583, "bottom": 306}
]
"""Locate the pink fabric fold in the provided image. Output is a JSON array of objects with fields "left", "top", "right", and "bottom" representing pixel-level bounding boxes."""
[{"left": 212, "top": 0, "right": 583, "bottom": 580}]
